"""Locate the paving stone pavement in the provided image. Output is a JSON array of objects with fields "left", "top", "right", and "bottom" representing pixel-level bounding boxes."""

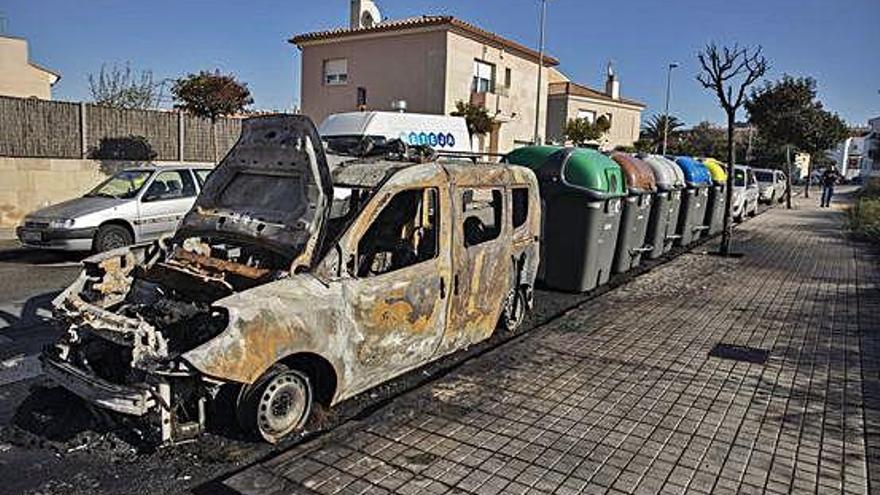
[{"left": 219, "top": 192, "right": 880, "bottom": 495}]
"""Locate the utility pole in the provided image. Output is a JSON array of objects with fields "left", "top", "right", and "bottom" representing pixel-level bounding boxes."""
[
  {"left": 661, "top": 63, "right": 679, "bottom": 156},
  {"left": 786, "top": 144, "right": 793, "bottom": 209},
  {"left": 533, "top": 0, "right": 548, "bottom": 145}
]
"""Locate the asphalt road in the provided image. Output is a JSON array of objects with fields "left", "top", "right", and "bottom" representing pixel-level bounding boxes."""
[{"left": 0, "top": 240, "right": 82, "bottom": 305}]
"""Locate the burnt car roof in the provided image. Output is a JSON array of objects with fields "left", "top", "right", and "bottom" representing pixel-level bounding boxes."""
[{"left": 329, "top": 157, "right": 537, "bottom": 189}]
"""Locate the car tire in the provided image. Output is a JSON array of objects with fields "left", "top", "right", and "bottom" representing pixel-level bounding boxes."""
[
  {"left": 92, "top": 224, "right": 133, "bottom": 252},
  {"left": 497, "top": 287, "right": 526, "bottom": 335},
  {"left": 237, "top": 364, "right": 312, "bottom": 444}
]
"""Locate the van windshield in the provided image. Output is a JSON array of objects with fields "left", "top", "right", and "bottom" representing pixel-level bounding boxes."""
[
  {"left": 324, "top": 135, "right": 389, "bottom": 155},
  {"left": 86, "top": 170, "right": 153, "bottom": 199}
]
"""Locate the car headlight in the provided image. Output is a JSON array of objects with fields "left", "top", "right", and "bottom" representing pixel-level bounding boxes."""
[{"left": 48, "top": 218, "right": 75, "bottom": 229}]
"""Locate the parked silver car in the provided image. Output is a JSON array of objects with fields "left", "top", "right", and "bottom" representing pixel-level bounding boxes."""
[
  {"left": 731, "top": 165, "right": 759, "bottom": 221},
  {"left": 753, "top": 168, "right": 786, "bottom": 204},
  {"left": 16, "top": 166, "right": 212, "bottom": 252}
]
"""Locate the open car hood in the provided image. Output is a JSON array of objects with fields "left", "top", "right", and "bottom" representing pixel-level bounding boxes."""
[{"left": 176, "top": 115, "right": 333, "bottom": 270}]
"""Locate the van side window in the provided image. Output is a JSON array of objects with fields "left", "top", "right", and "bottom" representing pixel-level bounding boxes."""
[
  {"left": 511, "top": 188, "right": 529, "bottom": 229},
  {"left": 357, "top": 188, "right": 438, "bottom": 277},
  {"left": 462, "top": 188, "right": 502, "bottom": 247}
]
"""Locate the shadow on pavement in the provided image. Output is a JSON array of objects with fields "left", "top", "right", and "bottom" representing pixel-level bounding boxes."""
[
  {"left": 0, "top": 245, "right": 89, "bottom": 266},
  {"left": 0, "top": 291, "right": 61, "bottom": 333}
]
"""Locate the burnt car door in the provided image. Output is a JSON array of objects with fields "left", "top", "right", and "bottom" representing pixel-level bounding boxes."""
[
  {"left": 440, "top": 184, "right": 511, "bottom": 353},
  {"left": 339, "top": 178, "right": 453, "bottom": 392}
]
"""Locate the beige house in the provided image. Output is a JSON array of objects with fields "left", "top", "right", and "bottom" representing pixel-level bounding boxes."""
[
  {"left": 546, "top": 68, "right": 645, "bottom": 150},
  {"left": 0, "top": 35, "right": 60, "bottom": 100},
  {"left": 291, "top": 9, "right": 559, "bottom": 154}
]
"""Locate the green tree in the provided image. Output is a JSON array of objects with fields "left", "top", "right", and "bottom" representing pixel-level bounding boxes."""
[
  {"left": 88, "top": 62, "right": 165, "bottom": 109},
  {"left": 172, "top": 70, "right": 253, "bottom": 161},
  {"left": 564, "top": 115, "right": 611, "bottom": 146},
  {"left": 641, "top": 114, "right": 685, "bottom": 153},
  {"left": 745, "top": 75, "right": 849, "bottom": 196},
  {"left": 696, "top": 42, "right": 769, "bottom": 255},
  {"left": 451, "top": 101, "right": 493, "bottom": 138}
]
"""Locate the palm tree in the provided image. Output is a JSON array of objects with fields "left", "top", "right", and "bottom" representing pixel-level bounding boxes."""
[{"left": 642, "top": 114, "right": 685, "bottom": 153}]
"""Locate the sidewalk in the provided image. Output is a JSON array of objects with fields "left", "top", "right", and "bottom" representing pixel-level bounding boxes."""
[{"left": 212, "top": 193, "right": 877, "bottom": 494}]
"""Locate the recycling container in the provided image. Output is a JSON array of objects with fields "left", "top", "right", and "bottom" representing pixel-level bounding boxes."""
[
  {"left": 610, "top": 152, "right": 657, "bottom": 273},
  {"left": 700, "top": 158, "right": 728, "bottom": 237},
  {"left": 641, "top": 154, "right": 685, "bottom": 259},
  {"left": 674, "top": 157, "right": 712, "bottom": 246},
  {"left": 504, "top": 146, "right": 626, "bottom": 292}
]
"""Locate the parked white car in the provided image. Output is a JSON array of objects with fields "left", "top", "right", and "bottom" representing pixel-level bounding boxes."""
[
  {"left": 16, "top": 166, "right": 212, "bottom": 252},
  {"left": 753, "top": 168, "right": 786, "bottom": 204},
  {"left": 731, "top": 165, "right": 759, "bottom": 221}
]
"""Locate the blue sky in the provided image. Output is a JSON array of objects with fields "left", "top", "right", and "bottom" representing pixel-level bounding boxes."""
[{"left": 3, "top": 0, "right": 878, "bottom": 127}]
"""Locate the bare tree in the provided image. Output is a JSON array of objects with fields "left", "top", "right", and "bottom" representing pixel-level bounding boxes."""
[
  {"left": 88, "top": 63, "right": 166, "bottom": 109},
  {"left": 697, "top": 43, "right": 768, "bottom": 255}
]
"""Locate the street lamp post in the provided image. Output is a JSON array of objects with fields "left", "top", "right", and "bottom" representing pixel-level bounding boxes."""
[
  {"left": 533, "top": 0, "right": 548, "bottom": 145},
  {"left": 661, "top": 62, "right": 679, "bottom": 156}
]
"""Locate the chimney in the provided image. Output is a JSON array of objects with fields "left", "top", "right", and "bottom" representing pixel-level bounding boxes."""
[
  {"left": 605, "top": 62, "right": 620, "bottom": 100},
  {"left": 350, "top": 0, "right": 383, "bottom": 29}
]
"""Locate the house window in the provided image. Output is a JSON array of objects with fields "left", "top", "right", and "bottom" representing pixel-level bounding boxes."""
[
  {"left": 504, "top": 68, "right": 512, "bottom": 88},
  {"left": 323, "top": 59, "right": 348, "bottom": 85},
  {"left": 472, "top": 60, "right": 495, "bottom": 93},
  {"left": 576, "top": 110, "right": 596, "bottom": 123}
]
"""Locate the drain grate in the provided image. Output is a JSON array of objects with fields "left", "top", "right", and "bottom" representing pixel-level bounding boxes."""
[{"left": 708, "top": 343, "right": 769, "bottom": 364}]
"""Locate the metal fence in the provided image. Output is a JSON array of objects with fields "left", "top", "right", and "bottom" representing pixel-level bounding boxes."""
[{"left": 0, "top": 95, "right": 243, "bottom": 162}]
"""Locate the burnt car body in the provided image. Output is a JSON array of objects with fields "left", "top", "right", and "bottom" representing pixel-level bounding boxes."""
[{"left": 42, "top": 115, "right": 541, "bottom": 444}]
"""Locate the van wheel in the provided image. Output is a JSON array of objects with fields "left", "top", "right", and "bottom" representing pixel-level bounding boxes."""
[
  {"left": 237, "top": 364, "right": 312, "bottom": 444},
  {"left": 498, "top": 287, "right": 526, "bottom": 334},
  {"left": 93, "top": 224, "right": 133, "bottom": 252}
]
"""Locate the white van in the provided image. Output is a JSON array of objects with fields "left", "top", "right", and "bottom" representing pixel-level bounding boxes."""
[{"left": 319, "top": 111, "right": 473, "bottom": 154}]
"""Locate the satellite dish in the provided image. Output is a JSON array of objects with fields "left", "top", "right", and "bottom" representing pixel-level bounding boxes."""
[{"left": 351, "top": 0, "right": 382, "bottom": 29}]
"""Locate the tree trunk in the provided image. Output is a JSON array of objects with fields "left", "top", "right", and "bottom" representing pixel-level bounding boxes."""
[
  {"left": 720, "top": 113, "right": 736, "bottom": 255},
  {"left": 804, "top": 158, "right": 811, "bottom": 198}
]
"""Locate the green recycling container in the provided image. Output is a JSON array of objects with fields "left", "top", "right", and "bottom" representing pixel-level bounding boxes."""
[{"left": 504, "top": 146, "right": 626, "bottom": 292}]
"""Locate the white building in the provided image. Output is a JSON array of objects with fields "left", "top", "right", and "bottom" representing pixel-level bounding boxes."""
[
  {"left": 861, "top": 117, "right": 880, "bottom": 180},
  {"left": 830, "top": 136, "right": 867, "bottom": 180}
]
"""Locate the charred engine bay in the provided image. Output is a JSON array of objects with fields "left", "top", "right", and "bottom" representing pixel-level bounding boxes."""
[{"left": 74, "top": 237, "right": 290, "bottom": 361}]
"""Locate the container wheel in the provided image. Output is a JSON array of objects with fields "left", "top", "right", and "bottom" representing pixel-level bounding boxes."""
[{"left": 237, "top": 364, "right": 312, "bottom": 444}]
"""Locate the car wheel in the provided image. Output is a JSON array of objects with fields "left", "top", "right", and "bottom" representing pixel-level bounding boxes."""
[
  {"left": 237, "top": 364, "right": 312, "bottom": 444},
  {"left": 93, "top": 224, "right": 133, "bottom": 252},
  {"left": 497, "top": 287, "right": 526, "bottom": 334}
]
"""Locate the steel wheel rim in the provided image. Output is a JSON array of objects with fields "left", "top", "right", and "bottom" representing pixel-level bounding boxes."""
[{"left": 257, "top": 372, "right": 310, "bottom": 442}]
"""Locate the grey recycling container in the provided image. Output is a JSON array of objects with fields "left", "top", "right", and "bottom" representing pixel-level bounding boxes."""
[
  {"left": 610, "top": 152, "right": 657, "bottom": 273},
  {"left": 641, "top": 154, "right": 685, "bottom": 259},
  {"left": 674, "top": 157, "right": 712, "bottom": 246},
  {"left": 504, "top": 146, "right": 626, "bottom": 292}
]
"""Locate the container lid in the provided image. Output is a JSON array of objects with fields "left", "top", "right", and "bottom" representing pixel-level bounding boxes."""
[
  {"left": 700, "top": 157, "right": 728, "bottom": 184},
  {"left": 504, "top": 146, "right": 626, "bottom": 199},
  {"left": 610, "top": 152, "right": 657, "bottom": 194},
  {"left": 674, "top": 156, "right": 712, "bottom": 187},
  {"left": 640, "top": 154, "right": 684, "bottom": 191}
]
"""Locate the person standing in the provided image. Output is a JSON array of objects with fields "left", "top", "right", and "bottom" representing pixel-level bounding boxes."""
[{"left": 820, "top": 166, "right": 840, "bottom": 208}]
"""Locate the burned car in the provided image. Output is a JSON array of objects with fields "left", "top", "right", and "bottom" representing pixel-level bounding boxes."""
[{"left": 41, "top": 115, "right": 541, "bottom": 444}]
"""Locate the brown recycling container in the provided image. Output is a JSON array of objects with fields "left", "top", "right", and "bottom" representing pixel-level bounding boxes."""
[{"left": 610, "top": 152, "right": 657, "bottom": 273}]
